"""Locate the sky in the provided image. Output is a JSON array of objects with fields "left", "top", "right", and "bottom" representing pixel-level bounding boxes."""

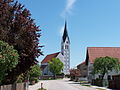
[{"left": 18, "top": 0, "right": 120, "bottom": 68}]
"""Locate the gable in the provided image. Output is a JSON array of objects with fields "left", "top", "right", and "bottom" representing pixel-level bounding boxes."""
[
  {"left": 57, "top": 53, "right": 64, "bottom": 63},
  {"left": 41, "top": 52, "right": 60, "bottom": 63}
]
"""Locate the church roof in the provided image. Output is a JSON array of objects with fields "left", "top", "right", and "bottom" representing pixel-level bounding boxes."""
[
  {"left": 62, "top": 21, "right": 70, "bottom": 43},
  {"left": 86, "top": 47, "right": 120, "bottom": 64},
  {"left": 41, "top": 52, "right": 60, "bottom": 63}
]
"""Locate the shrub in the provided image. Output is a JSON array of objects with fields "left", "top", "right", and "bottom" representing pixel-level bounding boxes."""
[
  {"left": 28, "top": 64, "right": 41, "bottom": 83},
  {"left": 34, "top": 78, "right": 39, "bottom": 83},
  {"left": 0, "top": 41, "right": 19, "bottom": 84},
  {"left": 37, "top": 88, "right": 46, "bottom": 90}
]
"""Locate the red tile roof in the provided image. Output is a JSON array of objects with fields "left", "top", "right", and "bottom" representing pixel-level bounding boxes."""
[
  {"left": 87, "top": 47, "right": 120, "bottom": 63},
  {"left": 41, "top": 65, "right": 47, "bottom": 70},
  {"left": 41, "top": 52, "right": 60, "bottom": 63},
  {"left": 77, "top": 61, "right": 85, "bottom": 67}
]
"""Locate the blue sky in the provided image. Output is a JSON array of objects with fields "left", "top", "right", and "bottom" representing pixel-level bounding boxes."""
[{"left": 19, "top": 0, "right": 120, "bottom": 68}]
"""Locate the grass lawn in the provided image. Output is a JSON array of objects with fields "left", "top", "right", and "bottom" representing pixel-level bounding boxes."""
[
  {"left": 37, "top": 88, "right": 46, "bottom": 90},
  {"left": 81, "top": 84, "right": 91, "bottom": 87},
  {"left": 95, "top": 88, "right": 106, "bottom": 90}
]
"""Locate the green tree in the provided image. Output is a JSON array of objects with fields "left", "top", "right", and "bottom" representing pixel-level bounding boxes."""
[
  {"left": 49, "top": 58, "right": 64, "bottom": 79},
  {"left": 29, "top": 64, "right": 41, "bottom": 79},
  {"left": 93, "top": 56, "right": 120, "bottom": 80},
  {"left": 0, "top": 41, "right": 19, "bottom": 84},
  {"left": 17, "top": 64, "right": 41, "bottom": 83},
  {"left": 0, "top": 0, "right": 43, "bottom": 84}
]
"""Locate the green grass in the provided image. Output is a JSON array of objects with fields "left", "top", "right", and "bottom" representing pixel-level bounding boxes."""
[
  {"left": 81, "top": 84, "right": 91, "bottom": 87},
  {"left": 96, "top": 88, "right": 106, "bottom": 90},
  {"left": 37, "top": 88, "right": 46, "bottom": 90},
  {"left": 80, "top": 81, "right": 89, "bottom": 84}
]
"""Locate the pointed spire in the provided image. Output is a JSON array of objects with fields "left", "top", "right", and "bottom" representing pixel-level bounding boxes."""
[{"left": 62, "top": 21, "right": 69, "bottom": 42}]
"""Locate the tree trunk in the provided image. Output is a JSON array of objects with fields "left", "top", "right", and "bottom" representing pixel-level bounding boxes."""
[
  {"left": 101, "top": 73, "right": 105, "bottom": 80},
  {"left": 53, "top": 73, "right": 56, "bottom": 79}
]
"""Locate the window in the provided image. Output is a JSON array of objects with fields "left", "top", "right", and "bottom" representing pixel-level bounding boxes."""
[
  {"left": 108, "top": 75, "right": 111, "bottom": 80},
  {"left": 65, "top": 45, "right": 68, "bottom": 49}
]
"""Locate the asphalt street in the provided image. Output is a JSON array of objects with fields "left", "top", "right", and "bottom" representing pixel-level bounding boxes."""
[{"left": 29, "top": 78, "right": 97, "bottom": 90}]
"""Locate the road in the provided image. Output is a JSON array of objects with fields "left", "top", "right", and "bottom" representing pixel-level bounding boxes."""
[{"left": 29, "top": 78, "right": 98, "bottom": 90}]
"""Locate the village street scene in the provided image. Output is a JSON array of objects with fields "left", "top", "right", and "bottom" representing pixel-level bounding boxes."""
[{"left": 0, "top": 0, "right": 120, "bottom": 90}]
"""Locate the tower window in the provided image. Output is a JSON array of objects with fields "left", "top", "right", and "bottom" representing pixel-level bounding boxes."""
[{"left": 65, "top": 45, "right": 68, "bottom": 49}]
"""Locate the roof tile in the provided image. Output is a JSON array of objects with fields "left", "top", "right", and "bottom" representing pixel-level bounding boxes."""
[
  {"left": 87, "top": 47, "right": 120, "bottom": 63},
  {"left": 41, "top": 52, "right": 60, "bottom": 63}
]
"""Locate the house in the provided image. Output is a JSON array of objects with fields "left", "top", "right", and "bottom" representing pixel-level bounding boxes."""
[
  {"left": 85, "top": 47, "right": 120, "bottom": 82},
  {"left": 41, "top": 52, "right": 64, "bottom": 76},
  {"left": 41, "top": 21, "right": 70, "bottom": 76},
  {"left": 77, "top": 61, "right": 88, "bottom": 81}
]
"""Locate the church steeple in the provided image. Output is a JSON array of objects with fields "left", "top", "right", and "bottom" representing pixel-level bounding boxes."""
[
  {"left": 61, "top": 21, "right": 70, "bottom": 75},
  {"left": 62, "top": 21, "right": 70, "bottom": 43}
]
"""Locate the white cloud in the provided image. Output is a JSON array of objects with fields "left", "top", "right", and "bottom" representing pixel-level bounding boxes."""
[
  {"left": 61, "top": 0, "right": 76, "bottom": 17},
  {"left": 66, "top": 0, "right": 76, "bottom": 13}
]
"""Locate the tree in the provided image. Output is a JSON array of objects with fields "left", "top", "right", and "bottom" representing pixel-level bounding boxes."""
[
  {"left": 70, "top": 69, "right": 80, "bottom": 81},
  {"left": 0, "top": 0, "right": 43, "bottom": 84},
  {"left": 0, "top": 41, "right": 19, "bottom": 84},
  {"left": 17, "top": 64, "right": 41, "bottom": 83},
  {"left": 49, "top": 58, "right": 64, "bottom": 79},
  {"left": 29, "top": 64, "right": 41, "bottom": 80},
  {"left": 93, "top": 56, "right": 120, "bottom": 80}
]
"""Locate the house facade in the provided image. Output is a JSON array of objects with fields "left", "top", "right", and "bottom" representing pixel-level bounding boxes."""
[
  {"left": 85, "top": 47, "right": 120, "bottom": 82},
  {"left": 77, "top": 61, "right": 88, "bottom": 80}
]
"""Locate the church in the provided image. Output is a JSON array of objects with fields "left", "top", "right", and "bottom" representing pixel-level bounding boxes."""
[{"left": 41, "top": 21, "right": 70, "bottom": 75}]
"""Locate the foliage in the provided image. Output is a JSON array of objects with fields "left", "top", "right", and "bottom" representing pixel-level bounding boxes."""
[
  {"left": 17, "top": 74, "right": 24, "bottom": 83},
  {"left": 93, "top": 56, "right": 120, "bottom": 80},
  {"left": 70, "top": 69, "right": 80, "bottom": 81},
  {"left": 70, "top": 69, "right": 80, "bottom": 77},
  {"left": 37, "top": 88, "right": 46, "bottom": 90},
  {"left": 0, "top": 41, "right": 19, "bottom": 84},
  {"left": 0, "top": 0, "right": 43, "bottom": 84},
  {"left": 17, "top": 64, "right": 41, "bottom": 84},
  {"left": 49, "top": 58, "right": 64, "bottom": 79},
  {"left": 29, "top": 64, "right": 41, "bottom": 83},
  {"left": 17, "top": 64, "right": 41, "bottom": 83}
]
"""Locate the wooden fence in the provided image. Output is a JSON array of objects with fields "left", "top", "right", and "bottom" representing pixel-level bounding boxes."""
[
  {"left": 0, "top": 82, "right": 28, "bottom": 90},
  {"left": 108, "top": 74, "right": 120, "bottom": 89}
]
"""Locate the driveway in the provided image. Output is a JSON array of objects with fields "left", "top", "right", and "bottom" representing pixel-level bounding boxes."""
[{"left": 29, "top": 78, "right": 110, "bottom": 90}]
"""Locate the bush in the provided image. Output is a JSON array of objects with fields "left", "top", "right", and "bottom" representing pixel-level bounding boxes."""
[
  {"left": 0, "top": 41, "right": 19, "bottom": 84},
  {"left": 34, "top": 78, "right": 39, "bottom": 83},
  {"left": 37, "top": 88, "right": 46, "bottom": 90},
  {"left": 29, "top": 64, "right": 41, "bottom": 79},
  {"left": 17, "top": 74, "right": 24, "bottom": 83}
]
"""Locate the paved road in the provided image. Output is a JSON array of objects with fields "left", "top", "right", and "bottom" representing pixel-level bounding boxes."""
[{"left": 29, "top": 78, "right": 98, "bottom": 90}]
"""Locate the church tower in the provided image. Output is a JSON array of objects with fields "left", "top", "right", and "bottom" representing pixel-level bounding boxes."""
[{"left": 61, "top": 21, "right": 70, "bottom": 75}]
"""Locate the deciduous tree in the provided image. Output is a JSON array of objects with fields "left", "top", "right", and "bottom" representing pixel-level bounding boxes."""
[
  {"left": 0, "top": 0, "right": 42, "bottom": 84},
  {"left": 0, "top": 41, "right": 19, "bottom": 84},
  {"left": 29, "top": 64, "right": 41, "bottom": 80},
  {"left": 49, "top": 58, "right": 64, "bottom": 79},
  {"left": 93, "top": 56, "right": 120, "bottom": 80},
  {"left": 70, "top": 69, "right": 80, "bottom": 81}
]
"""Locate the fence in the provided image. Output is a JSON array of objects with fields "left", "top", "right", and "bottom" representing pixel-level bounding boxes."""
[
  {"left": 0, "top": 82, "right": 28, "bottom": 90},
  {"left": 108, "top": 74, "right": 120, "bottom": 89},
  {"left": 92, "top": 79, "right": 108, "bottom": 87}
]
